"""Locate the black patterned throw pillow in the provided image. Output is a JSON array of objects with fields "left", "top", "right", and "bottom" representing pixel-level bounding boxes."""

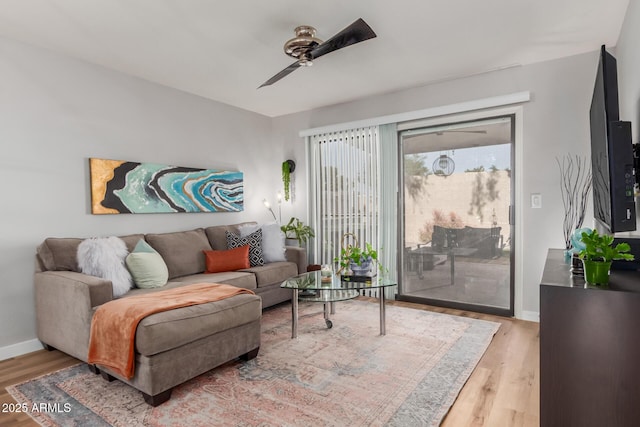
[{"left": 226, "top": 229, "right": 264, "bottom": 267}]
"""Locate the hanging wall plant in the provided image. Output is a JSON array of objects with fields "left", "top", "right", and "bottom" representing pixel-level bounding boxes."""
[{"left": 282, "top": 160, "right": 295, "bottom": 201}]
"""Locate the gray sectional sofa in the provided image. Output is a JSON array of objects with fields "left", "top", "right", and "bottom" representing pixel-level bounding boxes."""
[{"left": 33, "top": 222, "right": 307, "bottom": 405}]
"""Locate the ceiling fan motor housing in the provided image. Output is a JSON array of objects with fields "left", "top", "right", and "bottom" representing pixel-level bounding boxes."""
[{"left": 284, "top": 25, "right": 322, "bottom": 65}]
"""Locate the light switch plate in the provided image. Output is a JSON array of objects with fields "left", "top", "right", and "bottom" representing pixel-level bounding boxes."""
[{"left": 531, "top": 193, "right": 542, "bottom": 208}]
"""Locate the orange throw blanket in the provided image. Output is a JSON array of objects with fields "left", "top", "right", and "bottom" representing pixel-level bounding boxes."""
[{"left": 87, "top": 283, "right": 255, "bottom": 379}]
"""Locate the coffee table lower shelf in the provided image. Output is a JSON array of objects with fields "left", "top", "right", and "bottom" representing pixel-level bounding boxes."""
[
  {"left": 282, "top": 271, "right": 397, "bottom": 339},
  {"left": 296, "top": 289, "right": 360, "bottom": 331},
  {"left": 288, "top": 287, "right": 389, "bottom": 339}
]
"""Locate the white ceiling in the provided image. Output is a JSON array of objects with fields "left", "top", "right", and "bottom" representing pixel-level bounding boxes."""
[{"left": 0, "top": 0, "right": 630, "bottom": 117}]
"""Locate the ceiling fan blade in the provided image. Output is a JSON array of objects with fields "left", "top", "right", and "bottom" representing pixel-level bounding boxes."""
[
  {"left": 258, "top": 61, "right": 302, "bottom": 88},
  {"left": 310, "top": 18, "right": 376, "bottom": 60}
]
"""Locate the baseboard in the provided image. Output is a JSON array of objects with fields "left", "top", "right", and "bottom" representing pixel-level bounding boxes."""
[
  {"left": 0, "top": 339, "right": 43, "bottom": 361},
  {"left": 520, "top": 310, "right": 539, "bottom": 323}
]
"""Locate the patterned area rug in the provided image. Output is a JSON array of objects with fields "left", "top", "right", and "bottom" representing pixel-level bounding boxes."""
[{"left": 8, "top": 299, "right": 499, "bottom": 426}]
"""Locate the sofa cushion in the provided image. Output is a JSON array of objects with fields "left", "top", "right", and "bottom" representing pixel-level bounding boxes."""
[
  {"left": 37, "top": 237, "right": 83, "bottom": 272},
  {"left": 204, "top": 222, "right": 257, "bottom": 250},
  {"left": 37, "top": 234, "right": 144, "bottom": 272},
  {"left": 226, "top": 229, "right": 264, "bottom": 267},
  {"left": 167, "top": 272, "right": 257, "bottom": 291},
  {"left": 145, "top": 229, "right": 212, "bottom": 279},
  {"left": 239, "top": 222, "right": 286, "bottom": 263},
  {"left": 119, "top": 235, "right": 148, "bottom": 252},
  {"left": 126, "top": 240, "right": 169, "bottom": 289},
  {"left": 77, "top": 236, "right": 133, "bottom": 298},
  {"left": 203, "top": 245, "right": 250, "bottom": 273},
  {"left": 135, "top": 293, "right": 261, "bottom": 357},
  {"left": 241, "top": 261, "right": 299, "bottom": 287}
]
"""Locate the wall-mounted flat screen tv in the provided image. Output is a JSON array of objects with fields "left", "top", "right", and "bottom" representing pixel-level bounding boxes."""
[{"left": 589, "top": 45, "right": 636, "bottom": 233}]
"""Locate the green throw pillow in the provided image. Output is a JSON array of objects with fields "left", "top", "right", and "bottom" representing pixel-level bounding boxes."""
[{"left": 125, "top": 240, "right": 169, "bottom": 289}]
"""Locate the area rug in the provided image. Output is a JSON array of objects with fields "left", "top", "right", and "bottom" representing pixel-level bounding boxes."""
[{"left": 8, "top": 299, "right": 500, "bottom": 427}]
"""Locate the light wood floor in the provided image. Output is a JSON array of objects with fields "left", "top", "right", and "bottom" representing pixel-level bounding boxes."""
[{"left": 0, "top": 299, "right": 539, "bottom": 426}]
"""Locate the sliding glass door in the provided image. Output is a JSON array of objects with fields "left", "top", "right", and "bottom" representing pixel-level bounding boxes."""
[{"left": 398, "top": 116, "right": 514, "bottom": 316}]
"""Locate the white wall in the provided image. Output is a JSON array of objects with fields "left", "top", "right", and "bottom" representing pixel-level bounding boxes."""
[
  {"left": 618, "top": 0, "right": 640, "bottom": 142},
  {"left": 0, "top": 36, "right": 289, "bottom": 354},
  {"left": 617, "top": 0, "right": 640, "bottom": 239},
  {"left": 274, "top": 51, "right": 601, "bottom": 317}
]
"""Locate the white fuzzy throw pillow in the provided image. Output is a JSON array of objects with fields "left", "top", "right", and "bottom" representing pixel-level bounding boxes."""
[{"left": 77, "top": 236, "right": 133, "bottom": 298}]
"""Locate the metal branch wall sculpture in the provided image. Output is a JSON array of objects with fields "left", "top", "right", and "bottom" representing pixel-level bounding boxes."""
[{"left": 556, "top": 154, "right": 592, "bottom": 249}]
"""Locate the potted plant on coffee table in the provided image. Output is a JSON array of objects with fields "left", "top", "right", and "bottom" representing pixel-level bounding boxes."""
[
  {"left": 578, "top": 229, "right": 634, "bottom": 287},
  {"left": 280, "top": 217, "right": 314, "bottom": 247},
  {"left": 334, "top": 233, "right": 385, "bottom": 277}
]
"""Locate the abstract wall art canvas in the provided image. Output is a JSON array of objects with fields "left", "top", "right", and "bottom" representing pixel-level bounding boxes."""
[{"left": 90, "top": 158, "right": 243, "bottom": 214}]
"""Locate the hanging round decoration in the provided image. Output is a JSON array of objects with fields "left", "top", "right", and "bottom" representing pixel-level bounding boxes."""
[{"left": 432, "top": 154, "right": 455, "bottom": 176}]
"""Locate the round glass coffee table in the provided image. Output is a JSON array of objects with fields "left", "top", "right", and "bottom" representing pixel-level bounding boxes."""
[{"left": 281, "top": 271, "right": 397, "bottom": 338}]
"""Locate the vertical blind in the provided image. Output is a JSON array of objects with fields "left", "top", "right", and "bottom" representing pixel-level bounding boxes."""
[{"left": 308, "top": 126, "right": 381, "bottom": 267}]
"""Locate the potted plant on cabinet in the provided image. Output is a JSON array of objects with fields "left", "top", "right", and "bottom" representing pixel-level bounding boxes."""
[
  {"left": 280, "top": 217, "right": 314, "bottom": 246},
  {"left": 578, "top": 229, "right": 634, "bottom": 287}
]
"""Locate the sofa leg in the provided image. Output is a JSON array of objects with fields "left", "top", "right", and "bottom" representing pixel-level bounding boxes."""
[
  {"left": 142, "top": 389, "right": 172, "bottom": 407},
  {"left": 87, "top": 364, "right": 100, "bottom": 375},
  {"left": 239, "top": 346, "right": 260, "bottom": 361},
  {"left": 100, "top": 371, "right": 115, "bottom": 382},
  {"left": 41, "top": 342, "right": 56, "bottom": 351}
]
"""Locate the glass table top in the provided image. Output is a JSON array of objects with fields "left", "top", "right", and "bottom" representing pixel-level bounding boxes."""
[{"left": 281, "top": 270, "right": 397, "bottom": 291}]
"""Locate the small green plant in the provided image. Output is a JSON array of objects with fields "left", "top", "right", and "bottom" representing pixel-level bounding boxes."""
[
  {"left": 282, "top": 161, "right": 292, "bottom": 201},
  {"left": 578, "top": 229, "right": 634, "bottom": 262},
  {"left": 334, "top": 242, "right": 385, "bottom": 274},
  {"left": 280, "top": 217, "right": 314, "bottom": 244}
]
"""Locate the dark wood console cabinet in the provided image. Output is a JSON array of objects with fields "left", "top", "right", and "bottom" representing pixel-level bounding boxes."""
[{"left": 540, "top": 249, "right": 640, "bottom": 427}]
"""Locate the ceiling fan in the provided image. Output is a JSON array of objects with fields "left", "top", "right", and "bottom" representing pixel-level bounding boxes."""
[{"left": 258, "top": 18, "right": 377, "bottom": 88}]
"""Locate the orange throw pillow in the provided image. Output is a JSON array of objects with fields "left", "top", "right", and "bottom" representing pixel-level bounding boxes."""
[{"left": 203, "top": 245, "right": 250, "bottom": 273}]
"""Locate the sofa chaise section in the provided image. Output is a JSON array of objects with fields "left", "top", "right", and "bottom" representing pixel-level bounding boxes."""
[{"left": 33, "top": 222, "right": 306, "bottom": 405}]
